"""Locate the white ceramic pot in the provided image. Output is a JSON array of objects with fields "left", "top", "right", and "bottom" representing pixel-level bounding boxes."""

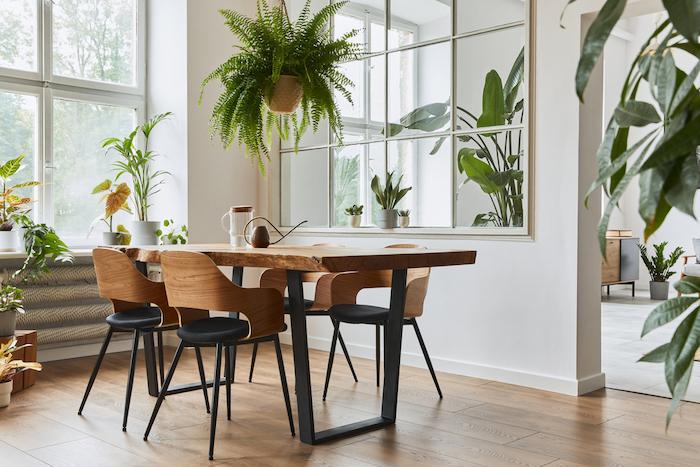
[
  {"left": 0, "top": 311, "right": 17, "bottom": 337},
  {"left": 376, "top": 209, "right": 397, "bottom": 229},
  {"left": 0, "top": 230, "right": 17, "bottom": 252},
  {"left": 101, "top": 232, "right": 123, "bottom": 246},
  {"left": 348, "top": 215, "right": 361, "bottom": 228},
  {"left": 398, "top": 216, "right": 410, "bottom": 228},
  {"left": 0, "top": 380, "right": 12, "bottom": 408},
  {"left": 650, "top": 281, "right": 670, "bottom": 301},
  {"left": 16, "top": 227, "right": 28, "bottom": 252},
  {"left": 130, "top": 221, "right": 160, "bottom": 246}
]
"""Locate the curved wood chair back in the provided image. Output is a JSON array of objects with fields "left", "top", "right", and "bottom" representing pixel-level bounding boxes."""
[
  {"left": 161, "top": 251, "right": 284, "bottom": 340},
  {"left": 318, "top": 243, "right": 430, "bottom": 318},
  {"left": 92, "top": 248, "right": 179, "bottom": 327}
]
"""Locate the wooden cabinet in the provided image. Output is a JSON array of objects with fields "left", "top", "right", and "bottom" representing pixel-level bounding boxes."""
[{"left": 602, "top": 237, "right": 639, "bottom": 295}]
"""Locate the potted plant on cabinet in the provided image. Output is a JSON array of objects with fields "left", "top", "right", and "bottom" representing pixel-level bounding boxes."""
[
  {"left": 102, "top": 112, "right": 171, "bottom": 246},
  {"left": 0, "top": 337, "right": 42, "bottom": 407},
  {"left": 0, "top": 285, "right": 23, "bottom": 338},
  {"left": 344, "top": 205, "right": 363, "bottom": 228},
  {"left": 639, "top": 242, "right": 684, "bottom": 301},
  {"left": 201, "top": 0, "right": 362, "bottom": 174},
  {"left": 398, "top": 210, "right": 411, "bottom": 228},
  {"left": 156, "top": 219, "right": 188, "bottom": 245},
  {"left": 371, "top": 172, "right": 411, "bottom": 229},
  {"left": 90, "top": 179, "right": 132, "bottom": 246},
  {"left": 0, "top": 155, "right": 40, "bottom": 252}
]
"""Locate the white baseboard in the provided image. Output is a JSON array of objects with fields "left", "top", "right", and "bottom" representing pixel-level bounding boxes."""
[{"left": 280, "top": 333, "right": 606, "bottom": 396}]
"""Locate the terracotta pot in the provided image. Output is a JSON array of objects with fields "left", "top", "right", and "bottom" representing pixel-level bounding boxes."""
[
  {"left": 266, "top": 75, "right": 303, "bottom": 114},
  {"left": 0, "top": 380, "right": 11, "bottom": 408}
]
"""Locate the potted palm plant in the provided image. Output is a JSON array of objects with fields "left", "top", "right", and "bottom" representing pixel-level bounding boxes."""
[
  {"left": 90, "top": 180, "right": 132, "bottom": 246},
  {"left": 0, "top": 337, "right": 42, "bottom": 407},
  {"left": 344, "top": 204, "right": 363, "bottom": 228},
  {"left": 201, "top": 0, "right": 362, "bottom": 174},
  {"left": 102, "top": 112, "right": 171, "bottom": 246},
  {"left": 638, "top": 242, "right": 684, "bottom": 300},
  {"left": 0, "top": 155, "right": 40, "bottom": 252},
  {"left": 371, "top": 172, "right": 412, "bottom": 229}
]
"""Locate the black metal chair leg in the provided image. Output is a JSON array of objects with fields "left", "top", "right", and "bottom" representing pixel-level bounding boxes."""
[
  {"left": 273, "top": 335, "right": 295, "bottom": 436},
  {"left": 157, "top": 330, "right": 165, "bottom": 387},
  {"left": 375, "top": 324, "right": 381, "bottom": 387},
  {"left": 224, "top": 345, "right": 232, "bottom": 421},
  {"left": 209, "top": 343, "right": 224, "bottom": 461},
  {"left": 248, "top": 342, "right": 259, "bottom": 382},
  {"left": 122, "top": 329, "right": 141, "bottom": 431},
  {"left": 411, "top": 319, "right": 442, "bottom": 399},
  {"left": 194, "top": 347, "right": 210, "bottom": 413},
  {"left": 322, "top": 321, "right": 340, "bottom": 401},
  {"left": 230, "top": 344, "right": 237, "bottom": 385},
  {"left": 144, "top": 341, "right": 185, "bottom": 440},
  {"left": 336, "top": 328, "right": 358, "bottom": 382},
  {"left": 78, "top": 327, "right": 113, "bottom": 415}
]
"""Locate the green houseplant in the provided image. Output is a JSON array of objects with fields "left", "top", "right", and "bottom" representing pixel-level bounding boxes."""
[
  {"left": 398, "top": 209, "right": 411, "bottom": 228},
  {"left": 639, "top": 242, "right": 684, "bottom": 300},
  {"left": 371, "top": 171, "right": 411, "bottom": 229},
  {"left": 0, "top": 155, "right": 40, "bottom": 251},
  {"left": 90, "top": 179, "right": 132, "bottom": 245},
  {"left": 102, "top": 112, "right": 171, "bottom": 245},
  {"left": 344, "top": 204, "right": 363, "bottom": 228},
  {"left": 156, "top": 219, "right": 188, "bottom": 245},
  {"left": 0, "top": 336, "right": 42, "bottom": 407},
  {"left": 201, "top": 0, "right": 362, "bottom": 174},
  {"left": 564, "top": 0, "right": 700, "bottom": 423}
]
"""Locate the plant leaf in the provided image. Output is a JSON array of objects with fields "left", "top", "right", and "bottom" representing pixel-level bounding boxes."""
[
  {"left": 91, "top": 180, "right": 112, "bottom": 194},
  {"left": 641, "top": 296, "right": 699, "bottom": 337},
  {"left": 613, "top": 101, "right": 662, "bottom": 127},
  {"left": 477, "top": 70, "right": 506, "bottom": 128},
  {"left": 639, "top": 342, "right": 671, "bottom": 363},
  {"left": 662, "top": 0, "right": 700, "bottom": 43}
]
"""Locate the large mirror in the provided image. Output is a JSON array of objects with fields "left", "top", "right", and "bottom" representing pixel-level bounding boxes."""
[{"left": 280, "top": 0, "right": 530, "bottom": 233}]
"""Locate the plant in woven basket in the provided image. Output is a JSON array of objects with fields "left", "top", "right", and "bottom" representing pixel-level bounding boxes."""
[{"left": 201, "top": 0, "right": 362, "bottom": 174}]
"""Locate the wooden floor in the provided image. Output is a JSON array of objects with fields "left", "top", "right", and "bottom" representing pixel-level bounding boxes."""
[{"left": 2, "top": 343, "right": 700, "bottom": 467}]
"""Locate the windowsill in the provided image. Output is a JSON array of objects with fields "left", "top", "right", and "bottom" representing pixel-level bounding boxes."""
[
  {"left": 278, "top": 226, "right": 533, "bottom": 241},
  {"left": 0, "top": 248, "right": 93, "bottom": 260}
]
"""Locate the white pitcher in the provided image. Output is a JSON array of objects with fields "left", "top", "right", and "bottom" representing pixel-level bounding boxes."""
[{"left": 221, "top": 206, "right": 254, "bottom": 247}]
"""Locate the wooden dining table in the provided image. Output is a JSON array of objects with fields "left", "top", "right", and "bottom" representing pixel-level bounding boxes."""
[{"left": 118, "top": 243, "right": 477, "bottom": 445}]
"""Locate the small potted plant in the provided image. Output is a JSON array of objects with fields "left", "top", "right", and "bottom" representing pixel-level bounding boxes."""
[
  {"left": 344, "top": 205, "right": 363, "bottom": 228},
  {"left": 0, "top": 337, "right": 42, "bottom": 407},
  {"left": 371, "top": 172, "right": 412, "bottom": 229},
  {"left": 102, "top": 112, "right": 172, "bottom": 246},
  {"left": 0, "top": 285, "right": 23, "bottom": 337},
  {"left": 398, "top": 210, "right": 411, "bottom": 228},
  {"left": 639, "top": 242, "right": 684, "bottom": 300},
  {"left": 156, "top": 219, "right": 188, "bottom": 245},
  {"left": 0, "top": 155, "right": 40, "bottom": 252},
  {"left": 90, "top": 180, "right": 133, "bottom": 245}
]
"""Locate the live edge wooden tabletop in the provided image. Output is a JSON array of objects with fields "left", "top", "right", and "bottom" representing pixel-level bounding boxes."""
[{"left": 116, "top": 243, "right": 477, "bottom": 272}]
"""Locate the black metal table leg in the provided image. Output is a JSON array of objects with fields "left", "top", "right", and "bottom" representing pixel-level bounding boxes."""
[
  {"left": 232, "top": 266, "right": 243, "bottom": 286},
  {"left": 381, "top": 269, "right": 407, "bottom": 422},
  {"left": 134, "top": 260, "right": 161, "bottom": 397}
]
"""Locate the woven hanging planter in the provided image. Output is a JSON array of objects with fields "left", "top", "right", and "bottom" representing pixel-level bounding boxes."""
[{"left": 265, "top": 75, "right": 303, "bottom": 114}]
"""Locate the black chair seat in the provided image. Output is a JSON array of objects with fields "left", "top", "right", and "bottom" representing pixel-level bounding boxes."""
[
  {"left": 106, "top": 306, "right": 161, "bottom": 329},
  {"left": 283, "top": 297, "right": 315, "bottom": 312},
  {"left": 177, "top": 317, "right": 250, "bottom": 345},
  {"left": 329, "top": 304, "right": 389, "bottom": 325}
]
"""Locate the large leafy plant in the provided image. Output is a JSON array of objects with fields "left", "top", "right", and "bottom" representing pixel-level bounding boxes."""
[
  {"left": 201, "top": 0, "right": 362, "bottom": 174},
  {"left": 0, "top": 337, "right": 41, "bottom": 383},
  {"left": 371, "top": 171, "right": 411, "bottom": 210},
  {"left": 0, "top": 155, "right": 40, "bottom": 231},
  {"left": 13, "top": 215, "right": 73, "bottom": 282},
  {"left": 638, "top": 242, "right": 684, "bottom": 282},
  {"left": 102, "top": 112, "right": 171, "bottom": 222},
  {"left": 564, "top": 0, "right": 700, "bottom": 424},
  {"left": 390, "top": 48, "right": 525, "bottom": 227}
]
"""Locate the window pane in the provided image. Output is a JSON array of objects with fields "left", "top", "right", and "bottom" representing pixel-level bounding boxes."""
[
  {"left": 388, "top": 41, "right": 451, "bottom": 137},
  {"left": 0, "top": 91, "right": 38, "bottom": 218},
  {"left": 281, "top": 149, "right": 329, "bottom": 227},
  {"left": 332, "top": 142, "right": 384, "bottom": 226},
  {"left": 0, "top": 0, "right": 37, "bottom": 72},
  {"left": 456, "top": 0, "right": 525, "bottom": 35},
  {"left": 388, "top": 137, "right": 451, "bottom": 227},
  {"left": 53, "top": 0, "right": 137, "bottom": 86},
  {"left": 455, "top": 26, "right": 525, "bottom": 130},
  {"left": 333, "top": 0, "right": 385, "bottom": 53},
  {"left": 52, "top": 98, "right": 136, "bottom": 239},
  {"left": 336, "top": 55, "right": 385, "bottom": 143},
  {"left": 455, "top": 130, "right": 526, "bottom": 228},
  {"left": 390, "top": 0, "right": 450, "bottom": 47}
]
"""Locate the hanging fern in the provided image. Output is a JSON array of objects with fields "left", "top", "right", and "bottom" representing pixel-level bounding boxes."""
[{"left": 201, "top": 0, "right": 362, "bottom": 174}]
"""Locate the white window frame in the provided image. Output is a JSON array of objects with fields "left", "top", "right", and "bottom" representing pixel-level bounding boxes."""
[{"left": 0, "top": 0, "right": 146, "bottom": 245}]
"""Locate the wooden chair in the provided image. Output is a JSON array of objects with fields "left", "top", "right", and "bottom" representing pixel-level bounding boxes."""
[
  {"left": 321, "top": 243, "right": 442, "bottom": 400},
  {"left": 247, "top": 244, "right": 358, "bottom": 384},
  {"left": 80, "top": 248, "right": 210, "bottom": 431},
  {"left": 144, "top": 251, "right": 294, "bottom": 461}
]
